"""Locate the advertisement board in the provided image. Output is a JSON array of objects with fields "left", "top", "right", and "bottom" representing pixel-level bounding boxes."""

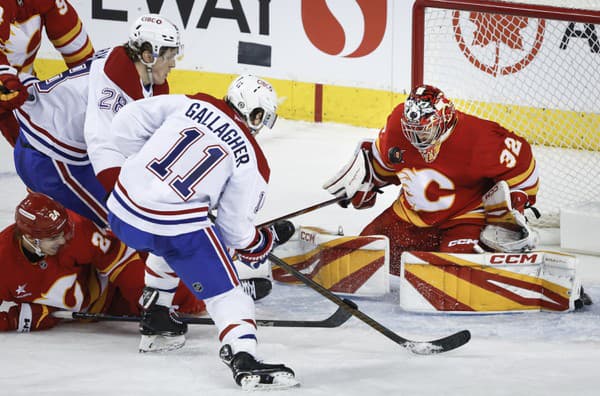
[{"left": 34, "top": 0, "right": 414, "bottom": 126}]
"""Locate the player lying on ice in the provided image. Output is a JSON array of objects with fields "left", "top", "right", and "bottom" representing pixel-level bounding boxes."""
[
  {"left": 322, "top": 84, "right": 592, "bottom": 311},
  {"left": 96, "top": 74, "right": 298, "bottom": 390},
  {"left": 0, "top": 192, "right": 204, "bottom": 332}
]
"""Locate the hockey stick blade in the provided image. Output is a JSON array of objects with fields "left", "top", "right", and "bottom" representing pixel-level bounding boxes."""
[
  {"left": 53, "top": 304, "right": 351, "bottom": 328},
  {"left": 270, "top": 252, "right": 471, "bottom": 354},
  {"left": 402, "top": 330, "right": 471, "bottom": 355}
]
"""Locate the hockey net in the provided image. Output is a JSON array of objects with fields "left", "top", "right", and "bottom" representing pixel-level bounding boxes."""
[{"left": 412, "top": 0, "right": 600, "bottom": 228}]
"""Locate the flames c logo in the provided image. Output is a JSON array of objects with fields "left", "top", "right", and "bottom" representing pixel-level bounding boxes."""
[
  {"left": 452, "top": 11, "right": 545, "bottom": 76},
  {"left": 301, "top": 0, "right": 387, "bottom": 58}
]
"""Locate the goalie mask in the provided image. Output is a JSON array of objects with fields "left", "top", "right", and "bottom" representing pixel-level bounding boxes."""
[
  {"left": 15, "top": 193, "right": 73, "bottom": 255},
  {"left": 401, "top": 85, "right": 457, "bottom": 163},
  {"left": 226, "top": 74, "right": 278, "bottom": 134},
  {"left": 128, "top": 14, "right": 183, "bottom": 66}
]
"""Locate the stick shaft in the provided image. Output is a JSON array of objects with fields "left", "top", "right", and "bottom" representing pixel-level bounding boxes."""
[
  {"left": 258, "top": 197, "right": 340, "bottom": 227},
  {"left": 268, "top": 252, "right": 409, "bottom": 344},
  {"left": 52, "top": 306, "right": 351, "bottom": 328}
]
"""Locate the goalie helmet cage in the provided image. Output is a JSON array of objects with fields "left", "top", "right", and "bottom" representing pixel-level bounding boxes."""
[{"left": 411, "top": 0, "right": 600, "bottom": 228}]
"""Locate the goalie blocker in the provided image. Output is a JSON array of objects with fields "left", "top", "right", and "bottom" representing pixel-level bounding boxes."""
[{"left": 399, "top": 250, "right": 591, "bottom": 313}]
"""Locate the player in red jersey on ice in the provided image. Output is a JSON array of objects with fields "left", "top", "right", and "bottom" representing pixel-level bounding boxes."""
[
  {"left": 324, "top": 84, "right": 540, "bottom": 275},
  {"left": 0, "top": 192, "right": 204, "bottom": 332}
]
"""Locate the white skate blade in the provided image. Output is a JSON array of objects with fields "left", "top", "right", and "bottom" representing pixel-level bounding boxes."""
[
  {"left": 139, "top": 334, "right": 185, "bottom": 353},
  {"left": 240, "top": 372, "right": 300, "bottom": 391}
]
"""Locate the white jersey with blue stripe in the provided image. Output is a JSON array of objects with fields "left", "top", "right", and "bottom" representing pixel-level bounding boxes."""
[
  {"left": 15, "top": 61, "right": 91, "bottom": 164},
  {"left": 105, "top": 93, "right": 270, "bottom": 249},
  {"left": 14, "top": 47, "right": 140, "bottom": 166}
]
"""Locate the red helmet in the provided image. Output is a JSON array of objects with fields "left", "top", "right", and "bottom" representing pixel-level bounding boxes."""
[
  {"left": 15, "top": 193, "right": 73, "bottom": 240},
  {"left": 401, "top": 85, "right": 457, "bottom": 157}
]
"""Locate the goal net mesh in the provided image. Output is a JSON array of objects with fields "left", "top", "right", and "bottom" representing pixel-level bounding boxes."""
[{"left": 414, "top": 0, "right": 600, "bottom": 227}]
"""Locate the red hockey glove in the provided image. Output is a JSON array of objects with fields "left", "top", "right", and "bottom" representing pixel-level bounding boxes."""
[
  {"left": 0, "top": 303, "right": 61, "bottom": 332},
  {"left": 236, "top": 227, "right": 275, "bottom": 269},
  {"left": 236, "top": 221, "right": 295, "bottom": 268},
  {"left": 0, "top": 66, "right": 28, "bottom": 111}
]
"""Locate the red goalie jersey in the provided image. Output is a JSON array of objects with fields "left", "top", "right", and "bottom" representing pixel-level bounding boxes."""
[
  {"left": 0, "top": 209, "right": 204, "bottom": 332},
  {"left": 336, "top": 85, "right": 542, "bottom": 275},
  {"left": 0, "top": 0, "right": 94, "bottom": 74},
  {"left": 374, "top": 104, "right": 539, "bottom": 228}
]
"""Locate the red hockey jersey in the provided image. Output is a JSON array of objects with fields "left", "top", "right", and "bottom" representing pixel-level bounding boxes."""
[
  {"left": 0, "top": 210, "right": 203, "bottom": 331},
  {"left": 0, "top": 0, "right": 94, "bottom": 74},
  {"left": 373, "top": 104, "right": 539, "bottom": 228}
]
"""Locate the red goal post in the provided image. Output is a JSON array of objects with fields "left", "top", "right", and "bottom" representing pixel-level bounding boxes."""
[{"left": 411, "top": 0, "right": 600, "bottom": 228}]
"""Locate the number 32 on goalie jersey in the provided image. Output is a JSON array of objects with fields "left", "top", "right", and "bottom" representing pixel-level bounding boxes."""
[
  {"left": 147, "top": 127, "right": 227, "bottom": 201},
  {"left": 500, "top": 137, "right": 522, "bottom": 168}
]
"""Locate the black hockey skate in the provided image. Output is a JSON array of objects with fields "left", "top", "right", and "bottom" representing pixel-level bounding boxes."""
[
  {"left": 240, "top": 278, "right": 272, "bottom": 301},
  {"left": 139, "top": 287, "right": 187, "bottom": 353},
  {"left": 219, "top": 344, "right": 299, "bottom": 390}
]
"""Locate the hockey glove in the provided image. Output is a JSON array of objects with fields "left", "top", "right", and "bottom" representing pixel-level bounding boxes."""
[
  {"left": 323, "top": 139, "right": 393, "bottom": 210},
  {"left": 236, "top": 221, "right": 296, "bottom": 269},
  {"left": 480, "top": 181, "right": 538, "bottom": 252},
  {"left": 0, "top": 66, "right": 28, "bottom": 111},
  {"left": 0, "top": 303, "right": 60, "bottom": 332},
  {"left": 236, "top": 227, "right": 275, "bottom": 269}
]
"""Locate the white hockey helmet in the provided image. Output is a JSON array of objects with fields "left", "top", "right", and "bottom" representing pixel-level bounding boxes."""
[
  {"left": 128, "top": 14, "right": 183, "bottom": 65},
  {"left": 226, "top": 74, "right": 278, "bottom": 134}
]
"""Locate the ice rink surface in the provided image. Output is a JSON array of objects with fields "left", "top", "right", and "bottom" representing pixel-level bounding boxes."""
[{"left": 1, "top": 118, "right": 598, "bottom": 395}]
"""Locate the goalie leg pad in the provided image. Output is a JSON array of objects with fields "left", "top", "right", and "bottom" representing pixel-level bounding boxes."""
[{"left": 400, "top": 251, "right": 580, "bottom": 313}]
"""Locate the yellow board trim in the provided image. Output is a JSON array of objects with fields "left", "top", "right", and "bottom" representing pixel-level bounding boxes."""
[{"left": 33, "top": 58, "right": 600, "bottom": 150}]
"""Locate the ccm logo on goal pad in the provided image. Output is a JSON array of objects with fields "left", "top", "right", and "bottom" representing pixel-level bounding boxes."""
[
  {"left": 300, "top": 231, "right": 316, "bottom": 244},
  {"left": 490, "top": 254, "right": 539, "bottom": 264}
]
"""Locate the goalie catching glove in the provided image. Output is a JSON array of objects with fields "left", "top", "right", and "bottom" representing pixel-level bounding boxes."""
[
  {"left": 0, "top": 66, "right": 29, "bottom": 111},
  {"left": 322, "top": 139, "right": 394, "bottom": 209},
  {"left": 236, "top": 220, "right": 295, "bottom": 268},
  {"left": 479, "top": 180, "right": 538, "bottom": 252}
]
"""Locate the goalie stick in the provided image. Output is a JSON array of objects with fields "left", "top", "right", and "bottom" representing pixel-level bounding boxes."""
[
  {"left": 258, "top": 196, "right": 342, "bottom": 227},
  {"left": 52, "top": 303, "right": 352, "bottom": 328},
  {"left": 257, "top": 186, "right": 391, "bottom": 227},
  {"left": 269, "top": 252, "right": 471, "bottom": 355}
]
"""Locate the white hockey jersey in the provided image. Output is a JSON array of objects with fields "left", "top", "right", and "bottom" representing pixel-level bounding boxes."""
[
  {"left": 14, "top": 46, "right": 169, "bottom": 167},
  {"left": 105, "top": 93, "right": 270, "bottom": 250}
]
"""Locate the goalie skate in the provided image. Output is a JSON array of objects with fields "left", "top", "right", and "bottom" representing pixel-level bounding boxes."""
[{"left": 219, "top": 345, "right": 299, "bottom": 391}]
